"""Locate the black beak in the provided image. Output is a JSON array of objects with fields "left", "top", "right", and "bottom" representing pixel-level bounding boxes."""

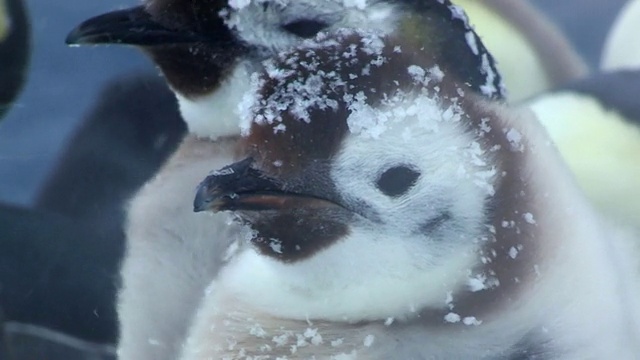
[
  {"left": 194, "top": 158, "right": 340, "bottom": 213},
  {"left": 65, "top": 6, "right": 204, "bottom": 46}
]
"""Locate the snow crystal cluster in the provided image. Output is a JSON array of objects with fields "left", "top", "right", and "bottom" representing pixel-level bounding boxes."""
[
  {"left": 237, "top": 25, "right": 495, "bottom": 145},
  {"left": 238, "top": 29, "right": 392, "bottom": 136}
]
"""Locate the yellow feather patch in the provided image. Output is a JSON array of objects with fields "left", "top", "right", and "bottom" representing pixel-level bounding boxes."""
[{"left": 529, "top": 92, "right": 640, "bottom": 228}]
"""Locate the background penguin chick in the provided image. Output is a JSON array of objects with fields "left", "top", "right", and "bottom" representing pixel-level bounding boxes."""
[
  {"left": 601, "top": 0, "right": 640, "bottom": 71},
  {"left": 1, "top": 73, "right": 184, "bottom": 349},
  {"left": 526, "top": 70, "right": 640, "bottom": 228},
  {"left": 0, "top": 0, "right": 30, "bottom": 119},
  {"left": 64, "top": 0, "right": 588, "bottom": 141},
  {"left": 454, "top": 0, "right": 588, "bottom": 101},
  {"left": 183, "top": 30, "right": 640, "bottom": 359}
]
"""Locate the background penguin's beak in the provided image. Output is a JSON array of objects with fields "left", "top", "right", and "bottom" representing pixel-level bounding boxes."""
[{"left": 65, "top": 6, "right": 203, "bottom": 46}]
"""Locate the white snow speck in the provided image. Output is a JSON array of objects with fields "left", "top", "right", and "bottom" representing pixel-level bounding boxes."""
[
  {"left": 249, "top": 323, "right": 267, "bottom": 338},
  {"left": 303, "top": 328, "right": 323, "bottom": 345},
  {"left": 508, "top": 247, "right": 519, "bottom": 259},
  {"left": 444, "top": 312, "right": 461, "bottom": 323},
  {"left": 384, "top": 317, "right": 394, "bottom": 326},
  {"left": 467, "top": 273, "right": 499, "bottom": 292},
  {"left": 268, "top": 239, "right": 283, "bottom": 254},
  {"left": 272, "top": 333, "right": 291, "bottom": 347},
  {"left": 465, "top": 31, "right": 479, "bottom": 55},
  {"left": 467, "top": 275, "right": 487, "bottom": 292},
  {"left": 506, "top": 128, "right": 522, "bottom": 145},
  {"left": 479, "top": 117, "right": 491, "bottom": 134},
  {"left": 479, "top": 54, "right": 498, "bottom": 97},
  {"left": 445, "top": 291, "right": 454, "bottom": 307},
  {"left": 363, "top": 334, "right": 375, "bottom": 347},
  {"left": 429, "top": 65, "right": 445, "bottom": 82},
  {"left": 408, "top": 65, "right": 426, "bottom": 83},
  {"left": 331, "top": 338, "right": 344, "bottom": 347},
  {"left": 462, "top": 316, "right": 482, "bottom": 326},
  {"left": 523, "top": 212, "right": 536, "bottom": 224}
]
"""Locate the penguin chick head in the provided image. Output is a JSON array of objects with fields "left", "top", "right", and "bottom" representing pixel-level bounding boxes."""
[
  {"left": 66, "top": 0, "right": 503, "bottom": 139},
  {"left": 194, "top": 30, "right": 538, "bottom": 322}
]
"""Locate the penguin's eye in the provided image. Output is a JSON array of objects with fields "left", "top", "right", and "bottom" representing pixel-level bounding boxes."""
[
  {"left": 281, "top": 19, "right": 328, "bottom": 38},
  {"left": 376, "top": 166, "right": 421, "bottom": 197}
]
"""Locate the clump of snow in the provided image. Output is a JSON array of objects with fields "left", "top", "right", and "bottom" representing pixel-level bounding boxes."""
[
  {"left": 268, "top": 238, "right": 283, "bottom": 254},
  {"left": 360, "top": 32, "right": 385, "bottom": 55},
  {"left": 363, "top": 334, "right": 375, "bottom": 347},
  {"left": 407, "top": 65, "right": 426, "bottom": 83},
  {"left": 407, "top": 65, "right": 445, "bottom": 86},
  {"left": 467, "top": 275, "right": 486, "bottom": 292},
  {"left": 508, "top": 247, "right": 519, "bottom": 259},
  {"left": 467, "top": 273, "right": 500, "bottom": 292},
  {"left": 249, "top": 323, "right": 268, "bottom": 338},
  {"left": 479, "top": 54, "right": 498, "bottom": 97},
  {"left": 462, "top": 316, "right": 482, "bottom": 326},
  {"left": 272, "top": 333, "right": 291, "bottom": 347},
  {"left": 465, "top": 31, "right": 479, "bottom": 55},
  {"left": 506, "top": 128, "right": 524, "bottom": 152},
  {"left": 445, "top": 291, "right": 454, "bottom": 308},
  {"left": 523, "top": 212, "right": 536, "bottom": 224},
  {"left": 331, "top": 338, "right": 344, "bottom": 347},
  {"left": 303, "top": 328, "right": 323, "bottom": 345},
  {"left": 444, "top": 312, "right": 461, "bottom": 323},
  {"left": 384, "top": 317, "right": 394, "bottom": 326},
  {"left": 478, "top": 117, "right": 491, "bottom": 134}
]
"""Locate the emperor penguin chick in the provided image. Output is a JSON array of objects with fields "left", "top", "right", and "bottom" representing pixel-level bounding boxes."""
[
  {"left": 101, "top": 2, "right": 506, "bottom": 359},
  {"left": 188, "top": 30, "right": 640, "bottom": 359}
]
